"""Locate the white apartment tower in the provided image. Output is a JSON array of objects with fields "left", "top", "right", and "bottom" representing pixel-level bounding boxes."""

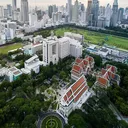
[
  {"left": 21, "top": 0, "right": 29, "bottom": 23},
  {"left": 43, "top": 36, "right": 59, "bottom": 65}
]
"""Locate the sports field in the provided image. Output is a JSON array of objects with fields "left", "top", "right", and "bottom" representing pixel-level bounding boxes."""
[
  {"left": 55, "top": 28, "right": 128, "bottom": 50},
  {"left": 0, "top": 43, "right": 22, "bottom": 54}
]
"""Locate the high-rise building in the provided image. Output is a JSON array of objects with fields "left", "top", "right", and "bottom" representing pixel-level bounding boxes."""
[
  {"left": 72, "top": 0, "right": 79, "bottom": 23},
  {"left": 99, "top": 6, "right": 105, "bottom": 15},
  {"left": 118, "top": 8, "right": 124, "bottom": 23},
  {"left": 29, "top": 11, "right": 38, "bottom": 26},
  {"left": 0, "top": 6, "right": 4, "bottom": 18},
  {"left": 12, "top": 0, "right": 17, "bottom": 20},
  {"left": 7, "top": 4, "right": 12, "bottom": 17},
  {"left": 48, "top": 6, "right": 53, "bottom": 18},
  {"left": 111, "top": 0, "right": 118, "bottom": 27},
  {"left": 67, "top": 0, "right": 72, "bottom": 22},
  {"left": 43, "top": 36, "right": 59, "bottom": 65},
  {"left": 4, "top": 9, "right": 8, "bottom": 18},
  {"left": 86, "top": 0, "right": 93, "bottom": 25},
  {"left": 92, "top": 0, "right": 99, "bottom": 26},
  {"left": 12, "top": 0, "right": 17, "bottom": 10},
  {"left": 105, "top": 4, "right": 112, "bottom": 27},
  {"left": 21, "top": 0, "right": 29, "bottom": 23}
]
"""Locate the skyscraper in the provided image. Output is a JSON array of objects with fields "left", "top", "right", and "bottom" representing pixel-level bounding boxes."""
[
  {"left": 118, "top": 8, "right": 124, "bottom": 23},
  {"left": 105, "top": 4, "right": 112, "bottom": 27},
  {"left": 21, "top": 0, "right": 29, "bottom": 23},
  {"left": 12, "top": 0, "right": 16, "bottom": 10},
  {"left": 48, "top": 6, "right": 53, "bottom": 18},
  {"left": 7, "top": 4, "right": 12, "bottom": 17},
  {"left": 12, "top": 0, "right": 17, "bottom": 20},
  {"left": 67, "top": 0, "right": 72, "bottom": 22},
  {"left": 111, "top": 0, "right": 118, "bottom": 27},
  {"left": 92, "top": 0, "right": 99, "bottom": 26},
  {"left": 86, "top": 0, "right": 93, "bottom": 25},
  {"left": 72, "top": 0, "right": 79, "bottom": 23},
  {"left": 0, "top": 6, "right": 4, "bottom": 18}
]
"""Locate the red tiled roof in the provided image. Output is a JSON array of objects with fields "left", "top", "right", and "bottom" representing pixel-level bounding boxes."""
[
  {"left": 75, "top": 58, "right": 82, "bottom": 64},
  {"left": 101, "top": 68, "right": 107, "bottom": 75},
  {"left": 79, "top": 61, "right": 85, "bottom": 68},
  {"left": 74, "top": 83, "right": 85, "bottom": 96},
  {"left": 64, "top": 95, "right": 67, "bottom": 101},
  {"left": 72, "top": 65, "right": 81, "bottom": 73},
  {"left": 83, "top": 59, "right": 89, "bottom": 66},
  {"left": 98, "top": 77, "right": 108, "bottom": 86},
  {"left": 72, "top": 76, "right": 85, "bottom": 92},
  {"left": 67, "top": 90, "right": 72, "bottom": 98},
  {"left": 74, "top": 86, "right": 88, "bottom": 102},
  {"left": 68, "top": 95, "right": 73, "bottom": 102},
  {"left": 85, "top": 56, "right": 93, "bottom": 63}
]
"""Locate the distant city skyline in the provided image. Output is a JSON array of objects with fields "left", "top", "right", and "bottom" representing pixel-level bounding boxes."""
[{"left": 0, "top": 0, "right": 127, "bottom": 8}]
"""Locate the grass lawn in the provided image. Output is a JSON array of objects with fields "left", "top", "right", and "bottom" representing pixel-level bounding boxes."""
[
  {"left": 0, "top": 43, "right": 22, "bottom": 54},
  {"left": 41, "top": 115, "right": 62, "bottom": 128},
  {"left": 55, "top": 28, "right": 128, "bottom": 50}
]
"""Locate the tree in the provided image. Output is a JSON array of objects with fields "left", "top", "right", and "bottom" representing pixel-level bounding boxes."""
[{"left": 21, "top": 114, "right": 36, "bottom": 128}]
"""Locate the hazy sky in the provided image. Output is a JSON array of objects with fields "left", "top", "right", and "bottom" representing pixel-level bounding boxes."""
[{"left": 0, "top": 0, "right": 127, "bottom": 8}]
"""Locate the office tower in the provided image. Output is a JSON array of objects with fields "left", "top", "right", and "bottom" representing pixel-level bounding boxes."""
[
  {"left": 72, "top": 0, "right": 79, "bottom": 23},
  {"left": 99, "top": 6, "right": 105, "bottom": 15},
  {"left": 92, "top": 0, "right": 99, "bottom": 26},
  {"left": 48, "top": 6, "right": 53, "bottom": 18},
  {"left": 81, "top": 4, "right": 85, "bottom": 11},
  {"left": 7, "top": 4, "right": 12, "bottom": 17},
  {"left": 105, "top": 4, "right": 112, "bottom": 27},
  {"left": 67, "top": 0, "right": 72, "bottom": 22},
  {"left": 4, "top": 9, "right": 8, "bottom": 18},
  {"left": 21, "top": 0, "right": 29, "bottom": 23},
  {"left": 12, "top": 0, "right": 17, "bottom": 20},
  {"left": 118, "top": 8, "right": 124, "bottom": 23},
  {"left": 111, "top": 0, "right": 118, "bottom": 27},
  {"left": 0, "top": 6, "right": 4, "bottom": 18},
  {"left": 53, "top": 5, "right": 57, "bottom": 13},
  {"left": 36, "top": 10, "right": 42, "bottom": 20},
  {"left": 29, "top": 11, "right": 38, "bottom": 26},
  {"left": 86, "top": 0, "right": 93, "bottom": 25}
]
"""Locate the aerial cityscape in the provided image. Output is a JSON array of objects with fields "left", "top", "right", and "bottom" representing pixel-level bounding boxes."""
[{"left": 0, "top": 0, "right": 128, "bottom": 128}]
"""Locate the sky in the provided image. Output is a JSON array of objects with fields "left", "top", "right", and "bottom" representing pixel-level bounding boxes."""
[{"left": 0, "top": 0, "right": 127, "bottom": 8}]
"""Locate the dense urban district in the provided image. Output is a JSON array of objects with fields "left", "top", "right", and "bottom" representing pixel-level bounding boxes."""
[{"left": 0, "top": 0, "right": 128, "bottom": 127}]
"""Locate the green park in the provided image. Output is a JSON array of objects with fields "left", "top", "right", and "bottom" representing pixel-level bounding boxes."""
[{"left": 55, "top": 27, "right": 128, "bottom": 50}]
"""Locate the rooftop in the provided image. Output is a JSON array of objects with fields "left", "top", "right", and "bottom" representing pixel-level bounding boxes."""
[{"left": 61, "top": 75, "right": 88, "bottom": 106}]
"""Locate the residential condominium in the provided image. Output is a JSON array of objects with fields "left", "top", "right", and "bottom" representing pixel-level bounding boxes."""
[
  {"left": 58, "top": 75, "right": 90, "bottom": 118},
  {"left": 95, "top": 64, "right": 120, "bottom": 88},
  {"left": 71, "top": 56, "right": 95, "bottom": 81}
]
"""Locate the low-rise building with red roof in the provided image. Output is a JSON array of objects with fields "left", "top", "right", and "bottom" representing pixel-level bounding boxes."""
[
  {"left": 71, "top": 56, "right": 95, "bottom": 81},
  {"left": 95, "top": 64, "right": 120, "bottom": 88},
  {"left": 58, "top": 75, "right": 90, "bottom": 117}
]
